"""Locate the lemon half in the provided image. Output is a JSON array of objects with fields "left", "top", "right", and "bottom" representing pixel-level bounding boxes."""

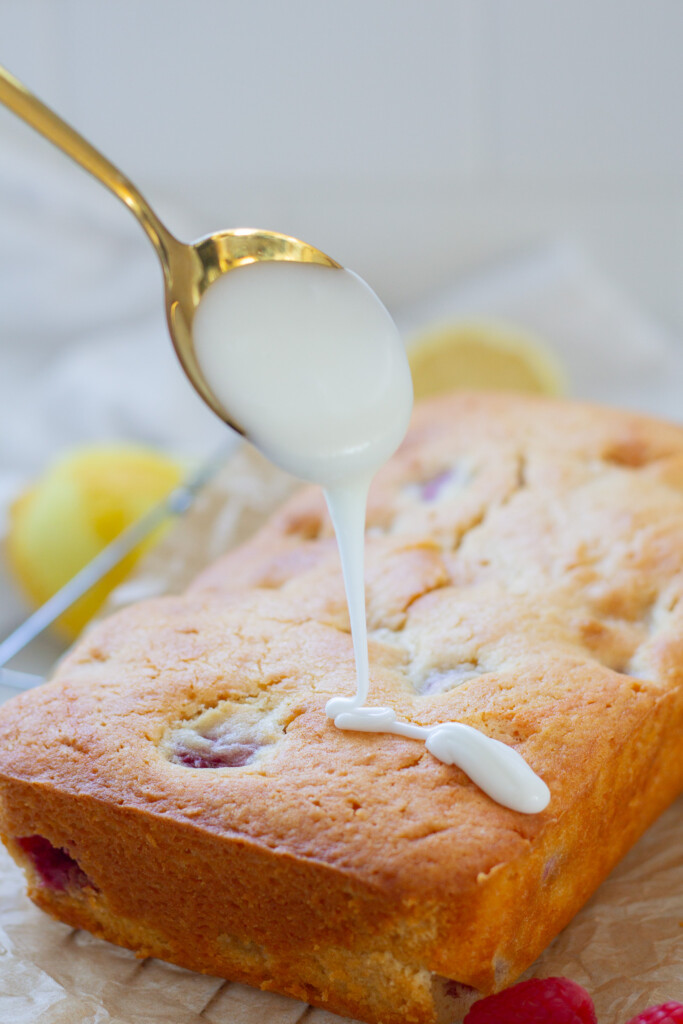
[
  {"left": 408, "top": 320, "right": 566, "bottom": 401},
  {"left": 6, "top": 445, "right": 183, "bottom": 639}
]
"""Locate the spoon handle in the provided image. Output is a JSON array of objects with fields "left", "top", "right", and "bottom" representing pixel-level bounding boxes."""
[{"left": 0, "top": 64, "right": 176, "bottom": 261}]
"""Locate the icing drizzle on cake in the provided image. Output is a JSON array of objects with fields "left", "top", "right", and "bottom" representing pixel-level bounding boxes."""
[{"left": 192, "top": 260, "right": 550, "bottom": 813}]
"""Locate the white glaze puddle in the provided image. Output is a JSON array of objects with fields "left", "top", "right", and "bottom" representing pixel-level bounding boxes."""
[{"left": 193, "top": 260, "right": 550, "bottom": 814}]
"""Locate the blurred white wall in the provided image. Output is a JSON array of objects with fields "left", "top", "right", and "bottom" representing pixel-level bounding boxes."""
[{"left": 1, "top": 0, "right": 682, "bottom": 331}]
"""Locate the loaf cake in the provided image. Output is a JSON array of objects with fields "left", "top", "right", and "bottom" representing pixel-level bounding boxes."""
[{"left": 1, "top": 392, "right": 682, "bottom": 1024}]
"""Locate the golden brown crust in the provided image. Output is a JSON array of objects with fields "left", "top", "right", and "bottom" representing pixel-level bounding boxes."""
[{"left": 0, "top": 392, "right": 682, "bottom": 1024}]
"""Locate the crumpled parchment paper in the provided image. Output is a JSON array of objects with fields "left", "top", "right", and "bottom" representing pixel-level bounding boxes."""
[{"left": 1, "top": 448, "right": 681, "bottom": 1024}]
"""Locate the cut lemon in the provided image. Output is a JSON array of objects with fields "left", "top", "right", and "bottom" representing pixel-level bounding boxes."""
[
  {"left": 407, "top": 320, "right": 566, "bottom": 401},
  {"left": 6, "top": 445, "right": 184, "bottom": 639}
]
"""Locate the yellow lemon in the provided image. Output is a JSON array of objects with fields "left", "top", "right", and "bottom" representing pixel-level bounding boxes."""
[
  {"left": 407, "top": 319, "right": 566, "bottom": 401},
  {"left": 6, "top": 445, "right": 184, "bottom": 639}
]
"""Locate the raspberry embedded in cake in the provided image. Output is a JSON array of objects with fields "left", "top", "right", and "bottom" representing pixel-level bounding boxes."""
[
  {"left": 542, "top": 855, "right": 559, "bottom": 883},
  {"left": 421, "top": 469, "right": 454, "bottom": 501},
  {"left": 417, "top": 463, "right": 471, "bottom": 502},
  {"left": 171, "top": 736, "right": 260, "bottom": 769},
  {"left": 165, "top": 700, "right": 287, "bottom": 770},
  {"left": 16, "top": 835, "right": 93, "bottom": 892}
]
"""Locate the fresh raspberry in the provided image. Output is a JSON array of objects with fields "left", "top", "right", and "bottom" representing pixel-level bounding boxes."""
[
  {"left": 625, "top": 1004, "right": 683, "bottom": 1024},
  {"left": 464, "top": 976, "right": 597, "bottom": 1024}
]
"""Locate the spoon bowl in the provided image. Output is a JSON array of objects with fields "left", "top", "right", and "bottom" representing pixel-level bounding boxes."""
[
  {"left": 0, "top": 65, "right": 340, "bottom": 434},
  {"left": 163, "top": 227, "right": 339, "bottom": 430}
]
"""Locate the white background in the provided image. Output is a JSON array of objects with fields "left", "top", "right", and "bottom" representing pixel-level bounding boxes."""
[{"left": 1, "top": 0, "right": 682, "bottom": 330}]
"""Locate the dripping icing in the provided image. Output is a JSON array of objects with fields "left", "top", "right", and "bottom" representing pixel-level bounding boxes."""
[{"left": 192, "top": 260, "right": 550, "bottom": 814}]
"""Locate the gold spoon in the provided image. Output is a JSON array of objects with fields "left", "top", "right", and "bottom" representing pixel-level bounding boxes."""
[{"left": 0, "top": 65, "right": 340, "bottom": 434}]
